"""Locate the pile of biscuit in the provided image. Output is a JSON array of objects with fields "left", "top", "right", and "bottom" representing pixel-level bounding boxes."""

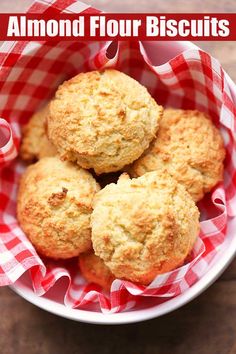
[{"left": 17, "top": 69, "right": 225, "bottom": 291}]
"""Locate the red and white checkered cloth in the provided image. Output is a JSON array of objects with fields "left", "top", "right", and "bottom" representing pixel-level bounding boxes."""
[{"left": 0, "top": 0, "right": 235, "bottom": 313}]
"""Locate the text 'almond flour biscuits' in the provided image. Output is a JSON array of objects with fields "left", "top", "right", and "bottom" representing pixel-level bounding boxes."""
[
  {"left": 47, "top": 69, "right": 163, "bottom": 174},
  {"left": 17, "top": 157, "right": 100, "bottom": 259},
  {"left": 79, "top": 251, "right": 115, "bottom": 291},
  {"left": 20, "top": 105, "right": 57, "bottom": 162},
  {"left": 128, "top": 109, "right": 225, "bottom": 202},
  {"left": 91, "top": 172, "right": 200, "bottom": 285}
]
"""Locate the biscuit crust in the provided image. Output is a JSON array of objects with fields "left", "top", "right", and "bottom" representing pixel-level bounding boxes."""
[
  {"left": 79, "top": 252, "right": 115, "bottom": 291},
  {"left": 20, "top": 105, "right": 57, "bottom": 162},
  {"left": 47, "top": 70, "right": 163, "bottom": 174},
  {"left": 17, "top": 157, "right": 100, "bottom": 259},
  {"left": 91, "top": 172, "right": 200, "bottom": 285},
  {"left": 129, "top": 109, "right": 225, "bottom": 202}
]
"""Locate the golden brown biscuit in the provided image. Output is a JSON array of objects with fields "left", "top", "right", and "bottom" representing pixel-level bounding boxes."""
[
  {"left": 91, "top": 172, "right": 200, "bottom": 285},
  {"left": 20, "top": 105, "right": 57, "bottom": 162},
  {"left": 128, "top": 109, "right": 225, "bottom": 202},
  {"left": 79, "top": 251, "right": 115, "bottom": 291},
  {"left": 47, "top": 70, "right": 163, "bottom": 174},
  {"left": 17, "top": 157, "right": 100, "bottom": 259}
]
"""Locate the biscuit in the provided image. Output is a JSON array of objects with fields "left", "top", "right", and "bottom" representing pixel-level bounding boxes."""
[
  {"left": 47, "top": 69, "right": 163, "bottom": 174},
  {"left": 20, "top": 105, "right": 57, "bottom": 162},
  {"left": 17, "top": 157, "right": 100, "bottom": 259},
  {"left": 91, "top": 171, "right": 200, "bottom": 285},
  {"left": 128, "top": 109, "right": 225, "bottom": 202},
  {"left": 79, "top": 251, "right": 115, "bottom": 291}
]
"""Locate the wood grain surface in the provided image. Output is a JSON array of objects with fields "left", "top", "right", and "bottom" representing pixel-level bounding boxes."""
[{"left": 1, "top": 1, "right": 236, "bottom": 353}]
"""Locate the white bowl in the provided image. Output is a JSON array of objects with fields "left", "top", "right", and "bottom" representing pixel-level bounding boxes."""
[{"left": 10, "top": 41, "right": 236, "bottom": 324}]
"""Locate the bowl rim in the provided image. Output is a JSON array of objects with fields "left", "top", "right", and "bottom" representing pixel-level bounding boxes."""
[
  {"left": 9, "top": 40, "right": 236, "bottom": 325},
  {"left": 10, "top": 218, "right": 236, "bottom": 325}
]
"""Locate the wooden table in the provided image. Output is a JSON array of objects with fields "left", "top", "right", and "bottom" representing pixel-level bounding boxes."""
[{"left": 1, "top": 1, "right": 236, "bottom": 353}]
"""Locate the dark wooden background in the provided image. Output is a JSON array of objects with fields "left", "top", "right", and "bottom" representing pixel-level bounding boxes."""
[{"left": 1, "top": 1, "right": 236, "bottom": 353}]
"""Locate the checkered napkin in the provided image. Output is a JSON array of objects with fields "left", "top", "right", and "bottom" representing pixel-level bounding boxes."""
[{"left": 0, "top": 0, "right": 235, "bottom": 314}]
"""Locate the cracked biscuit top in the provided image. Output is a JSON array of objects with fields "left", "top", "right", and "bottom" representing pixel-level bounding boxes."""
[
  {"left": 91, "top": 171, "right": 200, "bottom": 285},
  {"left": 17, "top": 156, "right": 100, "bottom": 259},
  {"left": 47, "top": 69, "right": 163, "bottom": 174},
  {"left": 128, "top": 109, "right": 225, "bottom": 202}
]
